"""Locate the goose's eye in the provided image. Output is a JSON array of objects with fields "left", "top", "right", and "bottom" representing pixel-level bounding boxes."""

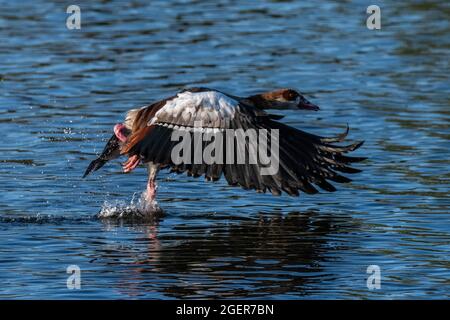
[{"left": 283, "top": 90, "right": 299, "bottom": 101}]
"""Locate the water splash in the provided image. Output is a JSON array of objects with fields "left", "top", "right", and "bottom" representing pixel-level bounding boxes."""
[{"left": 98, "top": 191, "right": 163, "bottom": 220}]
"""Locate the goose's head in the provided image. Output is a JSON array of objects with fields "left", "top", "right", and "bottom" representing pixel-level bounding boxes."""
[{"left": 255, "top": 88, "right": 320, "bottom": 111}]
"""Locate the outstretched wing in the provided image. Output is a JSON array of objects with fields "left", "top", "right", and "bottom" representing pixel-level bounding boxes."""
[{"left": 123, "top": 89, "right": 365, "bottom": 196}]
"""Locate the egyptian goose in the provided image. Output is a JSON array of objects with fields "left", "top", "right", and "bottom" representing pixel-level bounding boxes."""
[{"left": 84, "top": 87, "right": 364, "bottom": 204}]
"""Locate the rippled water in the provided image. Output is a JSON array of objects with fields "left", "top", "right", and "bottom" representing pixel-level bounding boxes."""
[{"left": 0, "top": 1, "right": 449, "bottom": 299}]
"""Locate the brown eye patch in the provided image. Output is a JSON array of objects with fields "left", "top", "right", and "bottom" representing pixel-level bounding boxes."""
[{"left": 282, "top": 89, "right": 299, "bottom": 101}]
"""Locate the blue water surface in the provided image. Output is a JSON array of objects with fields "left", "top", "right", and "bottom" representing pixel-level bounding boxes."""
[{"left": 0, "top": 0, "right": 449, "bottom": 299}]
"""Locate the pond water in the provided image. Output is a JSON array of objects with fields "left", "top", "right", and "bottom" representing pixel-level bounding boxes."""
[{"left": 0, "top": 0, "right": 448, "bottom": 299}]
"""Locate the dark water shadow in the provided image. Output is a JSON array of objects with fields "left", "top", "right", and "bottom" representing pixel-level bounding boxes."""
[{"left": 96, "top": 210, "right": 360, "bottom": 298}]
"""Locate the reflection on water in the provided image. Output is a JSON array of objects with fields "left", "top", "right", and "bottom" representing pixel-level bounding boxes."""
[
  {"left": 0, "top": 0, "right": 449, "bottom": 299},
  {"left": 98, "top": 210, "right": 359, "bottom": 299}
]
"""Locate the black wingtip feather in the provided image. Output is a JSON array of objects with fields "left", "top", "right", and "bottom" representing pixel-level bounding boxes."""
[
  {"left": 333, "top": 165, "right": 362, "bottom": 174},
  {"left": 82, "top": 159, "right": 107, "bottom": 178},
  {"left": 320, "top": 124, "right": 349, "bottom": 143}
]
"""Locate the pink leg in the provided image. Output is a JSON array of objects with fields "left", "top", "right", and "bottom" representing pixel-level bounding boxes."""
[
  {"left": 123, "top": 155, "right": 141, "bottom": 173},
  {"left": 145, "top": 163, "right": 159, "bottom": 203},
  {"left": 114, "top": 123, "right": 128, "bottom": 143},
  {"left": 146, "top": 179, "right": 157, "bottom": 202}
]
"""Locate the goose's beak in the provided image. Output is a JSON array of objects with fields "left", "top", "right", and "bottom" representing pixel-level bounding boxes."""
[{"left": 298, "top": 98, "right": 320, "bottom": 111}]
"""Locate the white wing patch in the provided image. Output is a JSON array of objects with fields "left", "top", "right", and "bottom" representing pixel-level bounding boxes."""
[{"left": 148, "top": 91, "right": 238, "bottom": 128}]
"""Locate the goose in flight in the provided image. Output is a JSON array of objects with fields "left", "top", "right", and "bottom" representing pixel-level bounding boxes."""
[{"left": 84, "top": 87, "right": 365, "bottom": 204}]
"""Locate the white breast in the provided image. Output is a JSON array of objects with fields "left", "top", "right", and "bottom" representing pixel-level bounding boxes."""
[{"left": 149, "top": 91, "right": 239, "bottom": 128}]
